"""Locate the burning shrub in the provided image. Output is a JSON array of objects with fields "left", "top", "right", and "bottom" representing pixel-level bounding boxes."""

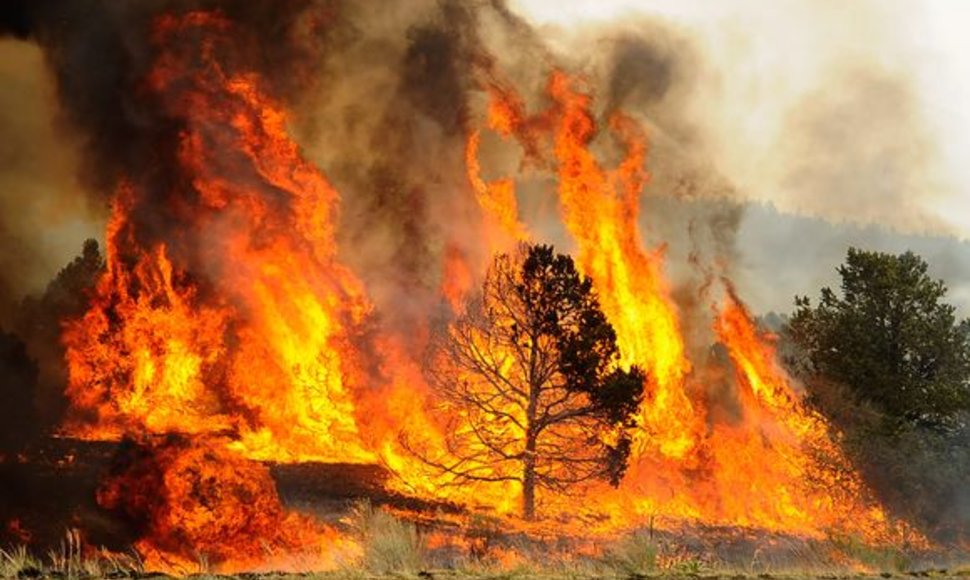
[{"left": 98, "top": 434, "right": 355, "bottom": 573}]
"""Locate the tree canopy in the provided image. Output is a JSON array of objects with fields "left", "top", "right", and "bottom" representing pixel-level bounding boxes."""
[
  {"left": 0, "top": 329, "right": 39, "bottom": 454},
  {"left": 12, "top": 238, "right": 104, "bottom": 433},
  {"left": 788, "top": 248, "right": 970, "bottom": 430},
  {"left": 414, "top": 244, "right": 644, "bottom": 519}
]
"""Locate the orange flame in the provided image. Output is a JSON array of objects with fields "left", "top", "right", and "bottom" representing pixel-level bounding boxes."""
[
  {"left": 460, "top": 70, "right": 919, "bottom": 544},
  {"left": 708, "top": 290, "right": 893, "bottom": 538},
  {"left": 60, "top": 12, "right": 379, "bottom": 570},
  {"left": 98, "top": 435, "right": 359, "bottom": 573},
  {"left": 64, "top": 12, "right": 373, "bottom": 464},
  {"left": 58, "top": 10, "right": 924, "bottom": 569},
  {"left": 547, "top": 72, "right": 700, "bottom": 461}
]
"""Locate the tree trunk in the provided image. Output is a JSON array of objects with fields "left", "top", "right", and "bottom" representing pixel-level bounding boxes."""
[
  {"left": 523, "top": 337, "right": 540, "bottom": 520},
  {"left": 522, "top": 432, "right": 536, "bottom": 520}
]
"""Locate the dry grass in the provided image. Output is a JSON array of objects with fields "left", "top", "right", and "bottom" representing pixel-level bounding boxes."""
[
  {"left": 1, "top": 544, "right": 42, "bottom": 577},
  {"left": 600, "top": 531, "right": 660, "bottom": 575},
  {"left": 2, "top": 521, "right": 966, "bottom": 579},
  {"left": 2, "top": 529, "right": 144, "bottom": 579},
  {"left": 348, "top": 500, "right": 428, "bottom": 574}
]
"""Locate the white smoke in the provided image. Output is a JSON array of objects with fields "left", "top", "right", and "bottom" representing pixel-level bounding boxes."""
[{"left": 510, "top": 0, "right": 970, "bottom": 240}]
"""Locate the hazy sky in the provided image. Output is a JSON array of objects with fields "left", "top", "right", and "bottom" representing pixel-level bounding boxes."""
[
  {"left": 511, "top": 0, "right": 970, "bottom": 239},
  {"left": 0, "top": 39, "right": 98, "bottom": 302},
  {"left": 2, "top": 1, "right": 968, "bottom": 316}
]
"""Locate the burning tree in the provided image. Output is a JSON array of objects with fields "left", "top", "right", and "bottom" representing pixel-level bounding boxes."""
[{"left": 416, "top": 244, "right": 643, "bottom": 519}]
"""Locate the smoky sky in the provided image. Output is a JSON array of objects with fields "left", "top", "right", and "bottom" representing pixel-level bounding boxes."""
[
  {"left": 0, "top": 39, "right": 99, "bottom": 326},
  {"left": 1, "top": 0, "right": 331, "bottom": 322},
  {"left": 1, "top": 0, "right": 349, "bottom": 196},
  {"left": 2, "top": 0, "right": 967, "bottom": 325}
]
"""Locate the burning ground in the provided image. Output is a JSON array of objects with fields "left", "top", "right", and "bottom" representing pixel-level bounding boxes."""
[{"left": 0, "top": 0, "right": 967, "bottom": 575}]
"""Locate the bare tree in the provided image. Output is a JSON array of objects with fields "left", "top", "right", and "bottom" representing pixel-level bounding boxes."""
[{"left": 410, "top": 244, "right": 643, "bottom": 519}]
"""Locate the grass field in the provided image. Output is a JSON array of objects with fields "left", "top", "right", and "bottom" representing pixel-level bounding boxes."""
[{"left": 3, "top": 502, "right": 968, "bottom": 580}]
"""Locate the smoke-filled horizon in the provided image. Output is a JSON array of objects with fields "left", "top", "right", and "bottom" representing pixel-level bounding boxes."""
[
  {"left": 511, "top": 0, "right": 970, "bottom": 241},
  {"left": 1, "top": 0, "right": 968, "bottom": 325}
]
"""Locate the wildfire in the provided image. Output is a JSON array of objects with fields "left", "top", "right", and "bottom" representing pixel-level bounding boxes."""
[
  {"left": 63, "top": 12, "right": 374, "bottom": 464},
  {"left": 459, "top": 70, "right": 912, "bottom": 544},
  {"left": 547, "top": 73, "right": 700, "bottom": 461},
  {"left": 98, "top": 434, "right": 359, "bottom": 573},
  {"left": 53, "top": 6, "right": 922, "bottom": 574}
]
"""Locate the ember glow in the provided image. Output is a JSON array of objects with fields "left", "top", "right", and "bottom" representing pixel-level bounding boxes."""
[
  {"left": 97, "top": 434, "right": 360, "bottom": 574},
  {"left": 13, "top": 3, "right": 924, "bottom": 573}
]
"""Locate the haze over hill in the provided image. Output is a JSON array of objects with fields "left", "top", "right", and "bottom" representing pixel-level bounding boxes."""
[{"left": 731, "top": 202, "right": 970, "bottom": 317}]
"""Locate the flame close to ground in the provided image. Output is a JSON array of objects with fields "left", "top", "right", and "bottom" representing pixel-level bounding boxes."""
[
  {"left": 98, "top": 434, "right": 360, "bottom": 574},
  {"left": 60, "top": 9, "right": 917, "bottom": 573}
]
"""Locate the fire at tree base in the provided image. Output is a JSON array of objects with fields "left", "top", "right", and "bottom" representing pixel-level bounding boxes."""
[{"left": 0, "top": 1, "right": 967, "bottom": 576}]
